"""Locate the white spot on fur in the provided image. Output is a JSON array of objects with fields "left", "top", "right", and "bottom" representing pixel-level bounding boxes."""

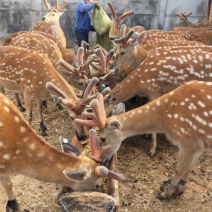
[
  {"left": 20, "top": 126, "right": 26, "bottom": 133},
  {"left": 4, "top": 106, "right": 9, "bottom": 112},
  {"left": 30, "top": 143, "right": 36, "bottom": 150},
  {"left": 3, "top": 154, "right": 10, "bottom": 160},
  {"left": 14, "top": 116, "right": 20, "bottom": 123},
  {"left": 198, "top": 101, "right": 205, "bottom": 108}
]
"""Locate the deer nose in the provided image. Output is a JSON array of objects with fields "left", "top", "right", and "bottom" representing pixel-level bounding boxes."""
[
  {"left": 42, "top": 17, "right": 45, "bottom": 21},
  {"left": 101, "top": 137, "right": 106, "bottom": 144}
]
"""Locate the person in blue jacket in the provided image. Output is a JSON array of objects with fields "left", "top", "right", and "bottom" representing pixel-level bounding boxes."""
[{"left": 74, "top": 0, "right": 98, "bottom": 47}]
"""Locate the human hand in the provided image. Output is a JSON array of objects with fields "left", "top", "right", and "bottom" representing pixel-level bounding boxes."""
[{"left": 93, "top": 1, "right": 98, "bottom": 6}]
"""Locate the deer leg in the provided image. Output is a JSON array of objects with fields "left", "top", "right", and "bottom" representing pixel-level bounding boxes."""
[
  {"left": 149, "top": 133, "right": 157, "bottom": 157},
  {"left": 0, "top": 83, "right": 5, "bottom": 94},
  {"left": 14, "top": 93, "right": 26, "bottom": 112},
  {"left": 37, "top": 99, "right": 47, "bottom": 136},
  {"left": 0, "top": 176, "right": 20, "bottom": 211},
  {"left": 23, "top": 94, "right": 33, "bottom": 123},
  {"left": 157, "top": 149, "right": 202, "bottom": 200},
  {"left": 174, "top": 166, "right": 194, "bottom": 195}
]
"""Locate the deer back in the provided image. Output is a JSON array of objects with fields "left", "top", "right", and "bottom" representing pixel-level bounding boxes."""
[{"left": 8, "top": 31, "right": 63, "bottom": 69}]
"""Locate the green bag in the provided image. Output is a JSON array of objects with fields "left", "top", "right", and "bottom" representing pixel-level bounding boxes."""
[
  {"left": 92, "top": 4, "right": 112, "bottom": 36},
  {"left": 95, "top": 31, "right": 114, "bottom": 52}
]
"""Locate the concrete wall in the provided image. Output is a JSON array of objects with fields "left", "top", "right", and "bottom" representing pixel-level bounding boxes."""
[{"left": 0, "top": 0, "right": 208, "bottom": 45}]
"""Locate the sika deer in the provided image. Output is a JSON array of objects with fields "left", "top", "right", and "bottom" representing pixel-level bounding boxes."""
[
  {"left": 171, "top": 27, "right": 212, "bottom": 45},
  {"left": 0, "top": 93, "right": 124, "bottom": 211},
  {"left": 175, "top": 11, "right": 212, "bottom": 30},
  {"left": 108, "top": 1, "right": 145, "bottom": 42},
  {"left": 34, "top": 0, "right": 68, "bottom": 48},
  {"left": 74, "top": 81, "right": 212, "bottom": 200},
  {"left": 102, "top": 43, "right": 212, "bottom": 156},
  {"left": 6, "top": 31, "right": 63, "bottom": 69},
  {"left": 4, "top": 31, "right": 75, "bottom": 65},
  {"left": 0, "top": 46, "right": 94, "bottom": 137},
  {"left": 110, "top": 24, "right": 186, "bottom": 69}
]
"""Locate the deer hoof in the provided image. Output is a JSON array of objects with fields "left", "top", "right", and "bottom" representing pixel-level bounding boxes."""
[
  {"left": 156, "top": 193, "right": 167, "bottom": 200},
  {"left": 6, "top": 199, "right": 19, "bottom": 211},
  {"left": 149, "top": 151, "right": 156, "bottom": 157},
  {"left": 160, "top": 179, "right": 171, "bottom": 192}
]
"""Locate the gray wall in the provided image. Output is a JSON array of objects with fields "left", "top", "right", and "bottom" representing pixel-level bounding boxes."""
[{"left": 0, "top": 0, "right": 208, "bottom": 45}]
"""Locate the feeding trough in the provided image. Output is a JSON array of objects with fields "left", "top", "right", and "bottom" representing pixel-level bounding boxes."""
[{"left": 57, "top": 133, "right": 121, "bottom": 212}]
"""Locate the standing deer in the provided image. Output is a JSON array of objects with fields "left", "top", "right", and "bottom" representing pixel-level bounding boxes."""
[
  {"left": 171, "top": 27, "right": 212, "bottom": 45},
  {"left": 0, "top": 93, "right": 124, "bottom": 211},
  {"left": 74, "top": 81, "right": 212, "bottom": 200},
  {"left": 6, "top": 31, "right": 63, "bottom": 69},
  {"left": 0, "top": 46, "right": 95, "bottom": 137},
  {"left": 100, "top": 34, "right": 212, "bottom": 156},
  {"left": 175, "top": 12, "right": 212, "bottom": 30},
  {"left": 34, "top": 0, "right": 68, "bottom": 48},
  {"left": 110, "top": 24, "right": 187, "bottom": 69},
  {"left": 3, "top": 31, "right": 75, "bottom": 65}
]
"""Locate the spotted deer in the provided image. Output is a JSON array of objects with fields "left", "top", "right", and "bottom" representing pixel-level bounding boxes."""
[
  {"left": 3, "top": 31, "right": 75, "bottom": 65},
  {"left": 0, "top": 46, "right": 96, "bottom": 137},
  {"left": 110, "top": 24, "right": 187, "bottom": 69},
  {"left": 108, "top": 1, "right": 145, "bottom": 43},
  {"left": 100, "top": 39, "right": 212, "bottom": 156},
  {"left": 5, "top": 31, "right": 63, "bottom": 69},
  {"left": 0, "top": 93, "right": 124, "bottom": 211},
  {"left": 175, "top": 11, "right": 212, "bottom": 30},
  {"left": 171, "top": 27, "right": 212, "bottom": 45},
  {"left": 74, "top": 81, "right": 212, "bottom": 200},
  {"left": 34, "top": 0, "right": 68, "bottom": 48}
]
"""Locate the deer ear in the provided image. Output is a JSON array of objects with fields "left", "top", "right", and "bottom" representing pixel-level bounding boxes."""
[
  {"left": 108, "top": 120, "right": 122, "bottom": 131},
  {"left": 113, "top": 103, "right": 125, "bottom": 115},
  {"left": 59, "top": 136, "right": 81, "bottom": 157},
  {"left": 58, "top": 9, "right": 65, "bottom": 16},
  {"left": 63, "top": 170, "right": 86, "bottom": 181},
  {"left": 131, "top": 32, "right": 145, "bottom": 46}
]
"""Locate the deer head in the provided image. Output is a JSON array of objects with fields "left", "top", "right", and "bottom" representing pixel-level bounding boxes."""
[
  {"left": 175, "top": 11, "right": 193, "bottom": 27},
  {"left": 111, "top": 25, "right": 147, "bottom": 69},
  {"left": 42, "top": 0, "right": 68, "bottom": 48},
  {"left": 74, "top": 94, "right": 126, "bottom": 161},
  {"left": 46, "top": 78, "right": 110, "bottom": 140},
  {"left": 108, "top": 2, "right": 135, "bottom": 38},
  {"left": 57, "top": 46, "right": 96, "bottom": 90}
]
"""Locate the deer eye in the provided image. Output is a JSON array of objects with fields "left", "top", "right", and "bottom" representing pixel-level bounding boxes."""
[{"left": 121, "top": 52, "right": 125, "bottom": 56}]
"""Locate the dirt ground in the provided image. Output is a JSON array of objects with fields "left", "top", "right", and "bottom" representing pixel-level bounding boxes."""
[
  {"left": 1, "top": 90, "right": 212, "bottom": 212},
  {"left": 0, "top": 40, "right": 212, "bottom": 211}
]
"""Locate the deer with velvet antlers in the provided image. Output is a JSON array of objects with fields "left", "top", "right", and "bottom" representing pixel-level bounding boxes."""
[
  {"left": 175, "top": 11, "right": 212, "bottom": 30},
  {"left": 0, "top": 93, "right": 124, "bottom": 211},
  {"left": 106, "top": 26, "right": 212, "bottom": 156},
  {"left": 74, "top": 81, "right": 212, "bottom": 200},
  {"left": 0, "top": 46, "right": 97, "bottom": 137},
  {"left": 33, "top": 0, "right": 68, "bottom": 49},
  {"left": 108, "top": 2, "right": 145, "bottom": 43}
]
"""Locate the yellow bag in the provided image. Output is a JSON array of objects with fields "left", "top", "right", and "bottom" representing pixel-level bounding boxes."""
[{"left": 92, "top": 5, "right": 112, "bottom": 36}]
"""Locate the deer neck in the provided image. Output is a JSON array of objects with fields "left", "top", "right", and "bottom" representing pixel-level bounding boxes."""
[
  {"left": 134, "top": 46, "right": 148, "bottom": 68},
  {"left": 113, "top": 100, "right": 164, "bottom": 139},
  {"left": 1, "top": 125, "right": 81, "bottom": 186},
  {"left": 51, "top": 22, "right": 66, "bottom": 49}
]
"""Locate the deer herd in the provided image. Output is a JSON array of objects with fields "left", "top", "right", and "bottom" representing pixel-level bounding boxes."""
[{"left": 0, "top": 0, "right": 212, "bottom": 211}]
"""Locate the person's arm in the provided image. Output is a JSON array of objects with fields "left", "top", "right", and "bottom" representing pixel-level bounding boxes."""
[{"left": 78, "top": 1, "right": 98, "bottom": 12}]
